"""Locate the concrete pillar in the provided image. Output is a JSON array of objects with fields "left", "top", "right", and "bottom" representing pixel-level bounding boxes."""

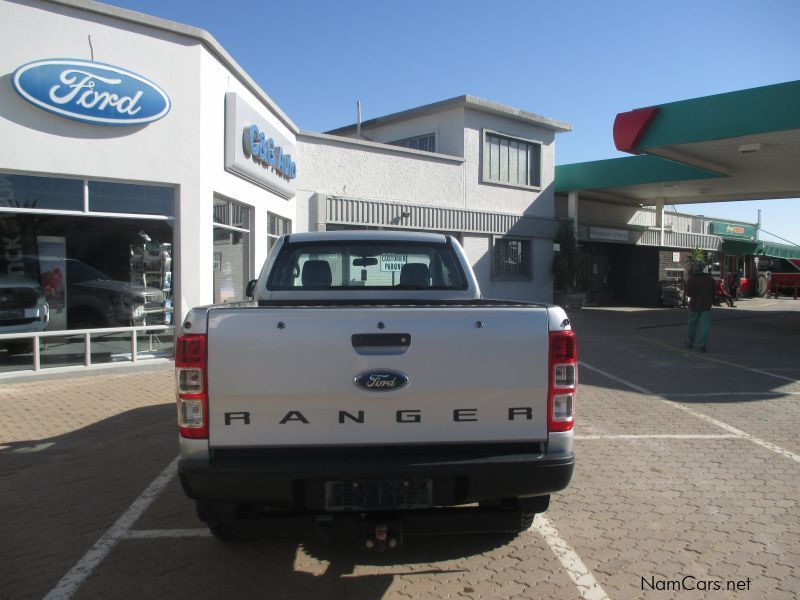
[
  {"left": 310, "top": 193, "right": 327, "bottom": 231},
  {"left": 567, "top": 191, "right": 579, "bottom": 235},
  {"left": 655, "top": 198, "right": 665, "bottom": 247}
]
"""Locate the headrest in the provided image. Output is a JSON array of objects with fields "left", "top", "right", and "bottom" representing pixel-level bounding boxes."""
[{"left": 301, "top": 260, "right": 332, "bottom": 288}]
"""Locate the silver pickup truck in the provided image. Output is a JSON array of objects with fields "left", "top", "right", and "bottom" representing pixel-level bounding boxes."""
[{"left": 176, "top": 231, "right": 576, "bottom": 547}]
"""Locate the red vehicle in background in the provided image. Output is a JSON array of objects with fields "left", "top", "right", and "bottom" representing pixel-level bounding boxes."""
[{"left": 756, "top": 256, "right": 800, "bottom": 298}]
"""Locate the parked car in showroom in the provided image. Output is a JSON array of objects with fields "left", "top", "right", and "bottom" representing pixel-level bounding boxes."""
[
  {"left": 65, "top": 258, "right": 167, "bottom": 329},
  {"left": 14, "top": 255, "right": 168, "bottom": 330},
  {"left": 0, "top": 276, "right": 49, "bottom": 354}
]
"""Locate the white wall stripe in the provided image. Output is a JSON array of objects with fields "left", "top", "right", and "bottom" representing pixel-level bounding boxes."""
[
  {"left": 532, "top": 515, "right": 611, "bottom": 600},
  {"left": 44, "top": 456, "right": 179, "bottom": 600},
  {"left": 580, "top": 361, "right": 800, "bottom": 464}
]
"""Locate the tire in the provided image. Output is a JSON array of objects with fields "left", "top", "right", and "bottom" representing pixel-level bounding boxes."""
[
  {"left": 208, "top": 521, "right": 240, "bottom": 540},
  {"left": 755, "top": 274, "right": 769, "bottom": 298},
  {"left": 3, "top": 341, "right": 33, "bottom": 355},
  {"left": 68, "top": 309, "right": 106, "bottom": 330},
  {"left": 519, "top": 511, "right": 535, "bottom": 531},
  {"left": 481, "top": 497, "right": 547, "bottom": 532}
]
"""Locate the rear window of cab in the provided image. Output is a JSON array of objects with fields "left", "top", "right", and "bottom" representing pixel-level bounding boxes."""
[{"left": 267, "top": 241, "right": 468, "bottom": 291}]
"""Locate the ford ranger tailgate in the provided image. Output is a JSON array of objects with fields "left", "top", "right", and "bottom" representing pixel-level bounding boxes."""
[{"left": 206, "top": 306, "right": 549, "bottom": 447}]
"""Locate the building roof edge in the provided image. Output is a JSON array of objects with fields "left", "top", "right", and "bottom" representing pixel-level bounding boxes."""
[{"left": 36, "top": 0, "right": 300, "bottom": 133}]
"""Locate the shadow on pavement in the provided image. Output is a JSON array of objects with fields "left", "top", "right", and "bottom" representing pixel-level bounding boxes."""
[{"left": 0, "top": 403, "right": 176, "bottom": 600}]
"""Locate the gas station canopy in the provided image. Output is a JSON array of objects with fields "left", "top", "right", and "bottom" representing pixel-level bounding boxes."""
[{"left": 556, "top": 80, "right": 800, "bottom": 207}]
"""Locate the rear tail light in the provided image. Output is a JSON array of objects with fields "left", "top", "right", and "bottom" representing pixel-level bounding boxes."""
[
  {"left": 548, "top": 330, "right": 577, "bottom": 432},
  {"left": 175, "top": 334, "right": 208, "bottom": 439}
]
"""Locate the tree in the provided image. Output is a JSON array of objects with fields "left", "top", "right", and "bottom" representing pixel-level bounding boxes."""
[
  {"left": 685, "top": 247, "right": 707, "bottom": 273},
  {"left": 552, "top": 219, "right": 583, "bottom": 292}
]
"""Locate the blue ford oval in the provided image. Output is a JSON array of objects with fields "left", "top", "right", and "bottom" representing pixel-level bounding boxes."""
[
  {"left": 354, "top": 370, "right": 410, "bottom": 392},
  {"left": 13, "top": 59, "right": 171, "bottom": 126}
]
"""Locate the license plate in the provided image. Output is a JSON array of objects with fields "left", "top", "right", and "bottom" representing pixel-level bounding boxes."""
[
  {"left": 324, "top": 478, "right": 433, "bottom": 511},
  {"left": 0, "top": 309, "right": 24, "bottom": 321}
]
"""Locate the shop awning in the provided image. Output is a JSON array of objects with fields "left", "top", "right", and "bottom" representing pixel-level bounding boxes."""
[
  {"left": 722, "top": 239, "right": 759, "bottom": 255},
  {"left": 758, "top": 241, "right": 800, "bottom": 259}
]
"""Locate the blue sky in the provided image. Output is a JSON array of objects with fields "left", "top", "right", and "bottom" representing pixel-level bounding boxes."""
[{"left": 101, "top": 0, "right": 799, "bottom": 245}]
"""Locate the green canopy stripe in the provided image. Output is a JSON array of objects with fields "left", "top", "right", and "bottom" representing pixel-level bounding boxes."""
[
  {"left": 758, "top": 241, "right": 800, "bottom": 259},
  {"left": 555, "top": 155, "right": 720, "bottom": 193}
]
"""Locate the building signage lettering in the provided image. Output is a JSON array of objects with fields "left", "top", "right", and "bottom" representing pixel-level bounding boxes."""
[
  {"left": 710, "top": 221, "right": 756, "bottom": 240},
  {"left": 589, "top": 227, "right": 629, "bottom": 242},
  {"left": 12, "top": 59, "right": 170, "bottom": 125},
  {"left": 242, "top": 125, "right": 297, "bottom": 180},
  {"left": 224, "top": 93, "right": 297, "bottom": 199}
]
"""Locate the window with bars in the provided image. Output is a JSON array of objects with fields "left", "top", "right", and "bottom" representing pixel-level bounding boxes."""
[
  {"left": 388, "top": 133, "right": 436, "bottom": 153},
  {"left": 267, "top": 212, "right": 291, "bottom": 255},
  {"left": 482, "top": 131, "right": 541, "bottom": 188},
  {"left": 493, "top": 237, "right": 531, "bottom": 279}
]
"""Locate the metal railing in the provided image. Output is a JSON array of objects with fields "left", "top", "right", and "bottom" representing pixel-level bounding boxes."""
[{"left": 0, "top": 325, "right": 174, "bottom": 372}]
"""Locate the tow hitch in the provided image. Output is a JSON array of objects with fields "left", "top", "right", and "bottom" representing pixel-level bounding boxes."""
[{"left": 362, "top": 519, "right": 403, "bottom": 551}]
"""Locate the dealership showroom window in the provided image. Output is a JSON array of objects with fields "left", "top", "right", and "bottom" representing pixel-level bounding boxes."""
[{"left": 0, "top": 172, "right": 174, "bottom": 369}]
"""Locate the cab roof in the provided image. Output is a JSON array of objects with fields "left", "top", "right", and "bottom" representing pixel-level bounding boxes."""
[{"left": 285, "top": 230, "right": 449, "bottom": 244}]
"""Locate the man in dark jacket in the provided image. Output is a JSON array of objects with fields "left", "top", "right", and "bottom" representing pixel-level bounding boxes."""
[{"left": 685, "top": 261, "right": 715, "bottom": 352}]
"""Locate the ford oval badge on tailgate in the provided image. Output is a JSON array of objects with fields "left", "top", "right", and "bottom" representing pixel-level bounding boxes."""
[{"left": 354, "top": 370, "right": 409, "bottom": 391}]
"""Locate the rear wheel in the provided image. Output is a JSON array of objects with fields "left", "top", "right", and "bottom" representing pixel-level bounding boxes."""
[
  {"left": 3, "top": 341, "right": 33, "bottom": 355},
  {"left": 519, "top": 511, "right": 536, "bottom": 531},
  {"left": 480, "top": 496, "right": 548, "bottom": 532},
  {"left": 755, "top": 274, "right": 769, "bottom": 297},
  {"left": 208, "top": 521, "right": 240, "bottom": 540}
]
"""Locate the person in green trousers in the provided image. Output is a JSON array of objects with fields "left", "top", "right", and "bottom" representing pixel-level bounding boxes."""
[{"left": 685, "top": 261, "right": 715, "bottom": 352}]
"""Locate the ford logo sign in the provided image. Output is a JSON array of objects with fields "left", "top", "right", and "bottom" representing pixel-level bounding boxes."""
[
  {"left": 354, "top": 370, "right": 409, "bottom": 392},
  {"left": 12, "top": 59, "right": 171, "bottom": 126}
]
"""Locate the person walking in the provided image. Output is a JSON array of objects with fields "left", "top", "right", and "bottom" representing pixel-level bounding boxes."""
[
  {"left": 685, "top": 261, "right": 715, "bottom": 352},
  {"left": 728, "top": 270, "right": 742, "bottom": 306},
  {"left": 714, "top": 276, "right": 734, "bottom": 308}
]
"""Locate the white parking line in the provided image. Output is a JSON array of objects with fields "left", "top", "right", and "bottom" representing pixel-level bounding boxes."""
[
  {"left": 125, "top": 528, "right": 211, "bottom": 539},
  {"left": 532, "top": 515, "right": 610, "bottom": 600},
  {"left": 580, "top": 361, "right": 800, "bottom": 464},
  {"left": 665, "top": 391, "right": 800, "bottom": 397},
  {"left": 43, "top": 456, "right": 179, "bottom": 600},
  {"left": 635, "top": 336, "right": 800, "bottom": 384},
  {"left": 575, "top": 434, "right": 739, "bottom": 440}
]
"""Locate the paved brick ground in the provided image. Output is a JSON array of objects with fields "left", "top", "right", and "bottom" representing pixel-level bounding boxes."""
[{"left": 1, "top": 297, "right": 798, "bottom": 599}]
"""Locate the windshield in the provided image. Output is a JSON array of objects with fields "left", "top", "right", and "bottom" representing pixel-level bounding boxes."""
[
  {"left": 267, "top": 240, "right": 468, "bottom": 291},
  {"left": 68, "top": 259, "right": 112, "bottom": 283}
]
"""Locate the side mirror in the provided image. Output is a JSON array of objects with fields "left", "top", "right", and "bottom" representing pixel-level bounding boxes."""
[{"left": 245, "top": 279, "right": 257, "bottom": 299}]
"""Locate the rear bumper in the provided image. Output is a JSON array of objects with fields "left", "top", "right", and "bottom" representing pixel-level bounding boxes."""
[{"left": 179, "top": 444, "right": 574, "bottom": 510}]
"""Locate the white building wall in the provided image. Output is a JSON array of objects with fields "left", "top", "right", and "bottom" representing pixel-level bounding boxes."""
[
  {"left": 296, "top": 135, "right": 465, "bottom": 208},
  {"left": 0, "top": 1, "right": 202, "bottom": 185},
  {"left": 334, "top": 108, "right": 466, "bottom": 157},
  {"left": 463, "top": 109, "right": 556, "bottom": 218},
  {"left": 297, "top": 121, "right": 557, "bottom": 302}
]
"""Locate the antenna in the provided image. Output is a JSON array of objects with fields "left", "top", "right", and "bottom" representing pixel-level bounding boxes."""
[{"left": 356, "top": 100, "right": 362, "bottom": 141}]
